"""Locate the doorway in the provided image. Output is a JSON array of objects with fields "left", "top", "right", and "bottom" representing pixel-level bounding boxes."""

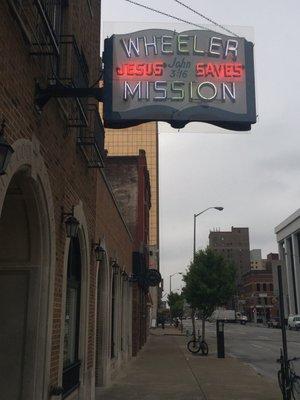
[{"left": 0, "top": 170, "right": 49, "bottom": 400}]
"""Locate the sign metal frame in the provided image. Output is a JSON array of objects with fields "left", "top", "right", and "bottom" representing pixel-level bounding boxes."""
[{"left": 103, "top": 29, "right": 256, "bottom": 131}]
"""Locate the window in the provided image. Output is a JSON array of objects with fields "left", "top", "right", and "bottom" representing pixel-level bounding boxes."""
[
  {"left": 270, "top": 283, "right": 273, "bottom": 291},
  {"left": 256, "top": 283, "right": 261, "bottom": 291},
  {"left": 263, "top": 283, "right": 267, "bottom": 291},
  {"left": 62, "top": 237, "right": 82, "bottom": 397}
]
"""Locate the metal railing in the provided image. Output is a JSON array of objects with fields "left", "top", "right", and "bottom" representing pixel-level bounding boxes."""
[
  {"left": 8, "top": 0, "right": 63, "bottom": 55},
  {"left": 77, "top": 105, "right": 105, "bottom": 168},
  {"left": 59, "top": 35, "right": 89, "bottom": 127},
  {"left": 62, "top": 361, "right": 81, "bottom": 399},
  {"left": 59, "top": 35, "right": 89, "bottom": 89}
]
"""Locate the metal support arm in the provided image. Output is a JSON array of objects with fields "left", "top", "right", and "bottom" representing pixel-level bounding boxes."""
[{"left": 35, "top": 82, "right": 104, "bottom": 110}]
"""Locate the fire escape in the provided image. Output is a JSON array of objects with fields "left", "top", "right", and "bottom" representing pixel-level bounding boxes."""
[{"left": 8, "top": 0, "right": 104, "bottom": 169}]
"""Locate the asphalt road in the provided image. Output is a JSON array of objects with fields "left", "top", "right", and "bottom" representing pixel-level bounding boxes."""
[{"left": 182, "top": 320, "right": 300, "bottom": 381}]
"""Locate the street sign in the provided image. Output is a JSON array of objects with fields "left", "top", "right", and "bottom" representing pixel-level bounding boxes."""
[{"left": 103, "top": 29, "right": 256, "bottom": 131}]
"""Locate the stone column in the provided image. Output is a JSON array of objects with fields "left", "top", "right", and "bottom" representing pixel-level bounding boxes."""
[
  {"left": 278, "top": 242, "right": 289, "bottom": 317},
  {"left": 292, "top": 233, "right": 300, "bottom": 314},
  {"left": 284, "top": 238, "right": 295, "bottom": 314}
]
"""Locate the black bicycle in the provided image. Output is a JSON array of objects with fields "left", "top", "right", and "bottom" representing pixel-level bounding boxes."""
[
  {"left": 187, "top": 330, "right": 208, "bottom": 356},
  {"left": 277, "top": 349, "right": 300, "bottom": 399}
]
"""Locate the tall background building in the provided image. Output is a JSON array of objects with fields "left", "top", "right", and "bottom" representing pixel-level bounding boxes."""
[
  {"left": 209, "top": 227, "right": 251, "bottom": 311},
  {"left": 105, "top": 122, "right": 160, "bottom": 326},
  {"left": 209, "top": 227, "right": 251, "bottom": 284}
]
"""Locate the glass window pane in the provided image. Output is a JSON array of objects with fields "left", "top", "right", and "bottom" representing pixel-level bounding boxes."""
[{"left": 63, "top": 287, "right": 79, "bottom": 367}]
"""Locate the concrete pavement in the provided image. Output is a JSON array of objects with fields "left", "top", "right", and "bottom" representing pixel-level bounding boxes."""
[{"left": 96, "top": 326, "right": 281, "bottom": 400}]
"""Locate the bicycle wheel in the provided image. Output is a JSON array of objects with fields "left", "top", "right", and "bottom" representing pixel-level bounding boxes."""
[
  {"left": 278, "top": 370, "right": 284, "bottom": 394},
  {"left": 292, "top": 375, "right": 300, "bottom": 399},
  {"left": 187, "top": 340, "right": 201, "bottom": 353},
  {"left": 200, "top": 341, "right": 209, "bottom": 356}
]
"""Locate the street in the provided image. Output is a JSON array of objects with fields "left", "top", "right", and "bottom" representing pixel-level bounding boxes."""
[{"left": 182, "top": 320, "right": 300, "bottom": 381}]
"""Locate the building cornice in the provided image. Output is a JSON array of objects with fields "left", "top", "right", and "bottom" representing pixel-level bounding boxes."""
[{"left": 274, "top": 208, "right": 300, "bottom": 235}]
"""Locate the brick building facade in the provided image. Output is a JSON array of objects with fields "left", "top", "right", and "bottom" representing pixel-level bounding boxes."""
[
  {"left": 105, "top": 150, "right": 151, "bottom": 356},
  {"left": 209, "top": 227, "right": 251, "bottom": 285},
  {"left": 0, "top": 2, "right": 134, "bottom": 399},
  {"left": 105, "top": 122, "right": 160, "bottom": 328},
  {"left": 241, "top": 253, "right": 279, "bottom": 321}
]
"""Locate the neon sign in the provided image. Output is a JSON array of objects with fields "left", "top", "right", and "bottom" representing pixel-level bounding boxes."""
[
  {"left": 116, "top": 62, "right": 164, "bottom": 77},
  {"left": 103, "top": 29, "right": 256, "bottom": 131}
]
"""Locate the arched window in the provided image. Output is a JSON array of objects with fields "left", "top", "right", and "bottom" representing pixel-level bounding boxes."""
[{"left": 62, "top": 236, "right": 81, "bottom": 397}]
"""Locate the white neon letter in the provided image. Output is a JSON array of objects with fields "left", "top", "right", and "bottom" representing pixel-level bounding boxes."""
[
  {"left": 197, "top": 82, "right": 217, "bottom": 101},
  {"left": 154, "top": 81, "right": 167, "bottom": 100},
  {"left": 121, "top": 37, "right": 140, "bottom": 58},
  {"left": 161, "top": 35, "right": 174, "bottom": 54},
  {"left": 143, "top": 36, "right": 158, "bottom": 56},
  {"left": 209, "top": 36, "right": 222, "bottom": 57},
  {"left": 225, "top": 40, "right": 238, "bottom": 59},
  {"left": 222, "top": 82, "right": 236, "bottom": 102},
  {"left": 124, "top": 81, "right": 142, "bottom": 100}
]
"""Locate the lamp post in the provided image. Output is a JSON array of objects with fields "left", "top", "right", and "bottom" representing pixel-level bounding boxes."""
[
  {"left": 169, "top": 272, "right": 183, "bottom": 293},
  {"left": 193, "top": 206, "right": 224, "bottom": 262}
]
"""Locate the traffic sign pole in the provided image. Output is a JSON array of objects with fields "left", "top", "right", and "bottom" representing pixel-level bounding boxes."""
[{"left": 277, "top": 265, "right": 289, "bottom": 400}]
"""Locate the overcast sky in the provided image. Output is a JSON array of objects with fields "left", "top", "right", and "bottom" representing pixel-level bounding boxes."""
[{"left": 102, "top": 0, "right": 300, "bottom": 293}]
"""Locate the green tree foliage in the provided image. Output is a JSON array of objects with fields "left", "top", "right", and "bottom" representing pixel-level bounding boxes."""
[
  {"left": 183, "top": 248, "right": 236, "bottom": 337},
  {"left": 167, "top": 292, "right": 184, "bottom": 319}
]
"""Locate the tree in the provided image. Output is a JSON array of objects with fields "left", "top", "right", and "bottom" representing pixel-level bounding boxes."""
[
  {"left": 167, "top": 292, "right": 184, "bottom": 320},
  {"left": 183, "top": 248, "right": 236, "bottom": 339}
]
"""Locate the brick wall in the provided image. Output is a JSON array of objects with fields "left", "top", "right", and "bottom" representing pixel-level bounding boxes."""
[{"left": 1, "top": 0, "right": 133, "bottom": 396}]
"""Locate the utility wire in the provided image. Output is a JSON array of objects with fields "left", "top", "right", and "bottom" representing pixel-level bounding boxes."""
[
  {"left": 173, "top": 0, "right": 239, "bottom": 37},
  {"left": 124, "top": 0, "right": 208, "bottom": 31}
]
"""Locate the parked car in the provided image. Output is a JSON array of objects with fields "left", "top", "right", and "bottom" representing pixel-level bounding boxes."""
[
  {"left": 235, "top": 313, "right": 248, "bottom": 324},
  {"left": 288, "top": 315, "right": 300, "bottom": 330},
  {"left": 239, "top": 315, "right": 248, "bottom": 325},
  {"left": 267, "top": 317, "right": 281, "bottom": 329}
]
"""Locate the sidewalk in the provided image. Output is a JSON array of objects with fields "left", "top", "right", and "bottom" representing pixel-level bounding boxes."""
[{"left": 96, "top": 327, "right": 281, "bottom": 400}]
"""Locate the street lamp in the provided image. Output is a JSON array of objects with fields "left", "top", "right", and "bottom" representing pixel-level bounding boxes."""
[
  {"left": 169, "top": 272, "right": 183, "bottom": 293},
  {"left": 193, "top": 206, "right": 224, "bottom": 261}
]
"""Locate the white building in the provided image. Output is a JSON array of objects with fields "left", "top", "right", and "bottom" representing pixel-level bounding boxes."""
[
  {"left": 275, "top": 209, "right": 300, "bottom": 316},
  {"left": 250, "top": 249, "right": 262, "bottom": 261}
]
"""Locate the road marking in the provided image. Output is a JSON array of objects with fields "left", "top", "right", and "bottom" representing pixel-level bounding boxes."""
[{"left": 258, "top": 336, "right": 269, "bottom": 340}]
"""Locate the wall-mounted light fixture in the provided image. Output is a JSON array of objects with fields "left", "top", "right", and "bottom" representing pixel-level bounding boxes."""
[
  {"left": 121, "top": 269, "right": 129, "bottom": 281},
  {"left": 92, "top": 241, "right": 106, "bottom": 262},
  {"left": 61, "top": 206, "right": 79, "bottom": 238},
  {"left": 0, "top": 118, "right": 14, "bottom": 176},
  {"left": 111, "top": 257, "right": 120, "bottom": 275}
]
